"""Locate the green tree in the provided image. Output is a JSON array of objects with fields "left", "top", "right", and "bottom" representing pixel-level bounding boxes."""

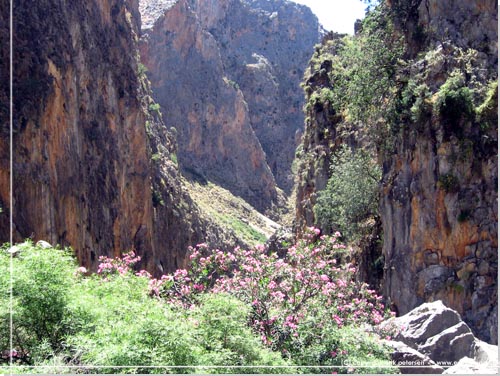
[{"left": 314, "top": 145, "right": 381, "bottom": 241}]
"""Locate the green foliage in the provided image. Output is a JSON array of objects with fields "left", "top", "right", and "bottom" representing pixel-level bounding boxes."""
[
  {"left": 0, "top": 242, "right": 86, "bottom": 361},
  {"left": 66, "top": 274, "right": 201, "bottom": 373},
  {"left": 476, "top": 80, "right": 498, "bottom": 130},
  {"left": 434, "top": 70, "right": 474, "bottom": 126},
  {"left": 138, "top": 63, "right": 148, "bottom": 77},
  {"left": 292, "top": 324, "right": 393, "bottom": 374},
  {"left": 315, "top": 145, "right": 381, "bottom": 241},
  {"left": 402, "top": 79, "right": 432, "bottom": 123},
  {"left": 0, "top": 237, "right": 393, "bottom": 373},
  {"left": 170, "top": 152, "right": 178, "bottom": 165},
  {"left": 194, "top": 294, "right": 290, "bottom": 373},
  {"left": 152, "top": 189, "right": 165, "bottom": 207},
  {"left": 149, "top": 103, "right": 161, "bottom": 115},
  {"left": 1, "top": 242, "right": 291, "bottom": 373},
  {"left": 330, "top": 6, "right": 404, "bottom": 128}
]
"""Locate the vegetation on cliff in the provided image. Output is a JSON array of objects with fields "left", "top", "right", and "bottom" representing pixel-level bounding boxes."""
[{"left": 295, "top": 0, "right": 497, "bottom": 343}]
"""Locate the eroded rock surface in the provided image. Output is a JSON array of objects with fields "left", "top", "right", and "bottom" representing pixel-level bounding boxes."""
[
  {"left": 380, "top": 301, "right": 498, "bottom": 374},
  {"left": 139, "top": 0, "right": 320, "bottom": 213},
  {"left": 381, "top": 0, "right": 498, "bottom": 343}
]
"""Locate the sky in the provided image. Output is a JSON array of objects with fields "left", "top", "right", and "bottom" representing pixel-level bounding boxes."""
[{"left": 291, "top": 0, "right": 367, "bottom": 34}]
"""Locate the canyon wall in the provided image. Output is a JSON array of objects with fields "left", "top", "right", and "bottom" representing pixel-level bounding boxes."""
[
  {"left": 139, "top": 0, "right": 320, "bottom": 214},
  {"left": 381, "top": 0, "right": 498, "bottom": 343},
  {"left": 8, "top": 0, "right": 154, "bottom": 267},
  {"left": 294, "top": 1, "right": 497, "bottom": 343},
  {"left": 2, "top": 0, "right": 239, "bottom": 276}
]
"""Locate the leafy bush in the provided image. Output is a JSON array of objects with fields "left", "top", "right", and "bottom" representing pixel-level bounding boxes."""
[
  {"left": 476, "top": 80, "right": 498, "bottom": 130},
  {"left": 66, "top": 273, "right": 201, "bottom": 373},
  {"left": 314, "top": 145, "right": 381, "bottom": 242},
  {"left": 0, "top": 241, "right": 87, "bottom": 364},
  {"left": 1, "top": 236, "right": 393, "bottom": 373},
  {"left": 434, "top": 70, "right": 474, "bottom": 127},
  {"left": 194, "top": 294, "right": 291, "bottom": 373},
  {"left": 151, "top": 228, "right": 393, "bottom": 371}
]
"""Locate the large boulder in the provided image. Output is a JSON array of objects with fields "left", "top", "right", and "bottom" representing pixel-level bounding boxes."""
[
  {"left": 379, "top": 301, "right": 498, "bottom": 374},
  {"left": 387, "top": 340, "right": 445, "bottom": 374}
]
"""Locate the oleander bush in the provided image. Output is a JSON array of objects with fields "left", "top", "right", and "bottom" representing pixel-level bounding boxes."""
[{"left": 0, "top": 234, "right": 392, "bottom": 373}]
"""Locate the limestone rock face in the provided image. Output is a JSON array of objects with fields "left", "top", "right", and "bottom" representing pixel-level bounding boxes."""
[
  {"left": 139, "top": 0, "right": 320, "bottom": 211},
  {"left": 140, "top": 0, "right": 278, "bottom": 213},
  {"left": 380, "top": 301, "right": 498, "bottom": 374},
  {"left": 5, "top": 0, "right": 154, "bottom": 267},
  {"left": 381, "top": 0, "right": 498, "bottom": 343},
  {"left": 191, "top": 0, "right": 320, "bottom": 193},
  {"left": 1, "top": 0, "right": 239, "bottom": 276}
]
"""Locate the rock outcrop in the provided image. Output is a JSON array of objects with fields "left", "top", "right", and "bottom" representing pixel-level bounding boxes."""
[
  {"left": 380, "top": 0, "right": 498, "bottom": 343},
  {"left": 139, "top": 0, "right": 320, "bottom": 214},
  {"left": 379, "top": 301, "right": 498, "bottom": 374}
]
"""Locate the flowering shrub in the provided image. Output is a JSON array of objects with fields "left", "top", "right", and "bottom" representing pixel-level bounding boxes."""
[
  {"left": 148, "top": 227, "right": 393, "bottom": 361},
  {"left": 97, "top": 250, "right": 141, "bottom": 276}
]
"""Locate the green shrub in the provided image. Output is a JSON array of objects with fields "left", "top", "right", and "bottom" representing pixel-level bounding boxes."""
[
  {"left": 434, "top": 70, "right": 474, "bottom": 126},
  {"left": 476, "top": 80, "right": 498, "bottom": 130},
  {"left": 291, "top": 324, "right": 393, "bottom": 374},
  {"left": 66, "top": 274, "right": 201, "bottom": 374},
  {"left": 5, "top": 243, "right": 82, "bottom": 352},
  {"left": 194, "top": 294, "right": 290, "bottom": 373},
  {"left": 314, "top": 145, "right": 381, "bottom": 241}
]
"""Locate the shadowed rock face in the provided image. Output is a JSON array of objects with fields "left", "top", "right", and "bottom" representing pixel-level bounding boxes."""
[
  {"left": 4, "top": 0, "right": 154, "bottom": 267},
  {"left": 139, "top": 0, "right": 320, "bottom": 209},
  {"left": 1, "top": 0, "right": 240, "bottom": 276}
]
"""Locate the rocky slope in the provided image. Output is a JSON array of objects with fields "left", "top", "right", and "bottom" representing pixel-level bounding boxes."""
[
  {"left": 139, "top": 0, "right": 320, "bottom": 215},
  {"left": 1, "top": 0, "right": 247, "bottom": 276},
  {"left": 294, "top": 0, "right": 497, "bottom": 343}
]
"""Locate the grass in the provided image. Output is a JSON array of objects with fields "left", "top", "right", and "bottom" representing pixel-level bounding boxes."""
[{"left": 186, "top": 180, "right": 279, "bottom": 247}]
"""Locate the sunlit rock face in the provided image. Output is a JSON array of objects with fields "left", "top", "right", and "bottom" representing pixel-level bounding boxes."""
[{"left": 139, "top": 0, "right": 320, "bottom": 213}]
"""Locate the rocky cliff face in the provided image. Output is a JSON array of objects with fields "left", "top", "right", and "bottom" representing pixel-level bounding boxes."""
[
  {"left": 2, "top": 0, "right": 240, "bottom": 276},
  {"left": 7, "top": 0, "right": 154, "bottom": 268},
  {"left": 294, "top": 1, "right": 497, "bottom": 343},
  {"left": 381, "top": 0, "right": 498, "bottom": 344},
  {"left": 139, "top": 0, "right": 278, "bottom": 214},
  {"left": 139, "top": 0, "right": 319, "bottom": 213},
  {"left": 294, "top": 34, "right": 345, "bottom": 235},
  {"left": 191, "top": 0, "right": 320, "bottom": 193}
]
